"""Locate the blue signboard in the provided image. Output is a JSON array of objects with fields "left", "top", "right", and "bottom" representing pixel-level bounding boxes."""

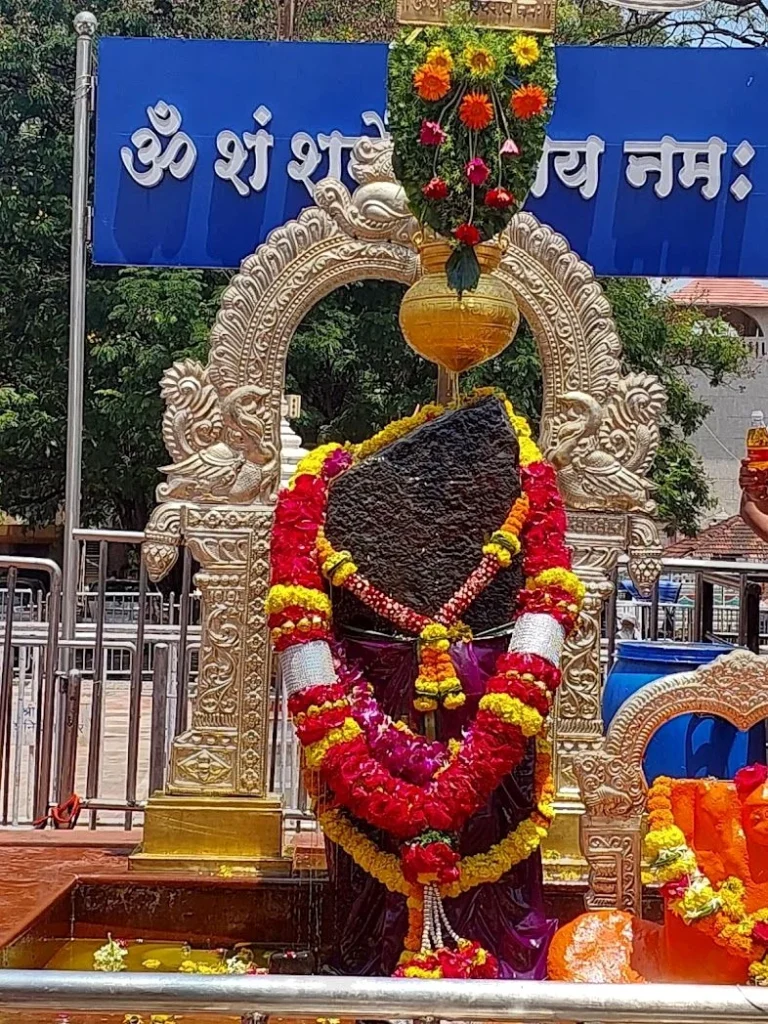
[{"left": 94, "top": 40, "right": 768, "bottom": 277}]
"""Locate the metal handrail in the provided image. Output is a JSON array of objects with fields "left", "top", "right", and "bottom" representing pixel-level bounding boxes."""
[{"left": 0, "top": 972, "right": 766, "bottom": 1020}]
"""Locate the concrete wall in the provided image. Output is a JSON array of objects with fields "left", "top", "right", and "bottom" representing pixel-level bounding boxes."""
[{"left": 690, "top": 313, "right": 768, "bottom": 521}]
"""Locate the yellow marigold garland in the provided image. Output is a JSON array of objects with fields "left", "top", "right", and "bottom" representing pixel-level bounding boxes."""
[
  {"left": 530, "top": 567, "right": 586, "bottom": 603},
  {"left": 350, "top": 404, "right": 444, "bottom": 462},
  {"left": 293, "top": 442, "right": 345, "bottom": 481},
  {"left": 315, "top": 740, "right": 554, "bottom": 904},
  {"left": 265, "top": 584, "right": 332, "bottom": 618},
  {"left": 645, "top": 776, "right": 768, "bottom": 972},
  {"left": 304, "top": 719, "right": 362, "bottom": 769},
  {"left": 477, "top": 693, "right": 543, "bottom": 736}
]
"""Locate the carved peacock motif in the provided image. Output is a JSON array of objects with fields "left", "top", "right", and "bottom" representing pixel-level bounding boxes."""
[
  {"left": 156, "top": 361, "right": 279, "bottom": 504},
  {"left": 548, "top": 374, "right": 666, "bottom": 514}
]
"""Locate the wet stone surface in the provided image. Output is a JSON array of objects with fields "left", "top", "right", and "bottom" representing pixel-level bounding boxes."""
[{"left": 326, "top": 395, "right": 524, "bottom": 634}]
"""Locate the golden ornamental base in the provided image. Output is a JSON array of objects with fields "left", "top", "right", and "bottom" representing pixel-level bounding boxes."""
[
  {"left": 130, "top": 794, "right": 291, "bottom": 876},
  {"left": 541, "top": 799, "right": 587, "bottom": 881}
]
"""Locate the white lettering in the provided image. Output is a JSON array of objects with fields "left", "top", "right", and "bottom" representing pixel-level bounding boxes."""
[
  {"left": 531, "top": 135, "right": 605, "bottom": 200},
  {"left": 287, "top": 132, "right": 323, "bottom": 195},
  {"left": 120, "top": 101, "right": 197, "bottom": 188},
  {"left": 624, "top": 136, "right": 726, "bottom": 200},
  {"left": 214, "top": 105, "right": 274, "bottom": 196},
  {"left": 288, "top": 110, "right": 390, "bottom": 196}
]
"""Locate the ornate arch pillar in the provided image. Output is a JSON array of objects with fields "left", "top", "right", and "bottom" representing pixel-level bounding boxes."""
[{"left": 132, "top": 138, "right": 664, "bottom": 873}]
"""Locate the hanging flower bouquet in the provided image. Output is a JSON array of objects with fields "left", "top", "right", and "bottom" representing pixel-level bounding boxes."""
[{"left": 389, "top": 16, "right": 556, "bottom": 293}]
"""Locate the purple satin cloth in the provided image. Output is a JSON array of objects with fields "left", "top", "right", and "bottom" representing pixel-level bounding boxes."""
[{"left": 325, "top": 633, "right": 556, "bottom": 978}]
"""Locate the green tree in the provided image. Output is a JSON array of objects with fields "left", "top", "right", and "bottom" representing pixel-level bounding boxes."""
[
  {"left": 0, "top": 0, "right": 753, "bottom": 536},
  {"left": 288, "top": 277, "right": 747, "bottom": 537}
]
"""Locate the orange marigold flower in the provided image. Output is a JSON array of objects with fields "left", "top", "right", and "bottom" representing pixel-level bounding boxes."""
[
  {"left": 459, "top": 92, "right": 494, "bottom": 131},
  {"left": 510, "top": 84, "right": 548, "bottom": 120},
  {"left": 414, "top": 62, "right": 451, "bottom": 102}
]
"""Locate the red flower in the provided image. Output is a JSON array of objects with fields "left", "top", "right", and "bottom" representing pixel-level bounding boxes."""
[
  {"left": 454, "top": 223, "right": 481, "bottom": 247},
  {"left": 419, "top": 120, "right": 447, "bottom": 146},
  {"left": 465, "top": 157, "right": 490, "bottom": 186},
  {"left": 754, "top": 921, "right": 768, "bottom": 944},
  {"left": 402, "top": 839, "right": 460, "bottom": 884},
  {"left": 459, "top": 92, "right": 494, "bottom": 132},
  {"left": 735, "top": 763, "right": 768, "bottom": 798},
  {"left": 510, "top": 84, "right": 548, "bottom": 120},
  {"left": 661, "top": 877, "right": 689, "bottom": 902},
  {"left": 422, "top": 177, "right": 449, "bottom": 201},
  {"left": 485, "top": 187, "right": 515, "bottom": 209}
]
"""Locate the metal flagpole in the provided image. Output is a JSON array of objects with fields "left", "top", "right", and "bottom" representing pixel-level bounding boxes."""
[{"left": 61, "top": 11, "right": 97, "bottom": 652}]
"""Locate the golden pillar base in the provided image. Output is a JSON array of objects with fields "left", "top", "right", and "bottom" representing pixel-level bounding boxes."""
[
  {"left": 130, "top": 794, "right": 291, "bottom": 876},
  {"left": 541, "top": 799, "right": 587, "bottom": 882}
]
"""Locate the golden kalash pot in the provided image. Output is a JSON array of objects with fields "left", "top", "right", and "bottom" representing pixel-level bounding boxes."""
[{"left": 399, "top": 238, "right": 520, "bottom": 374}]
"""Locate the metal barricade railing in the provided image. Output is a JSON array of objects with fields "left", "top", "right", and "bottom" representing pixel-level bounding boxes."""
[
  {"left": 2, "top": 541, "right": 767, "bottom": 833},
  {"left": 0, "top": 972, "right": 766, "bottom": 1021},
  {"left": 604, "top": 555, "right": 768, "bottom": 670},
  {"left": 0, "top": 537, "right": 200, "bottom": 829}
]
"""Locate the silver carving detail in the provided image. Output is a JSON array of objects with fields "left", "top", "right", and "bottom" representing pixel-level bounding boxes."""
[
  {"left": 508, "top": 613, "right": 565, "bottom": 666},
  {"left": 279, "top": 640, "right": 337, "bottom": 697}
]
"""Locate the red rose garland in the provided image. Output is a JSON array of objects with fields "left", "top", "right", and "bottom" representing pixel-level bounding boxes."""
[{"left": 267, "top": 394, "right": 584, "bottom": 978}]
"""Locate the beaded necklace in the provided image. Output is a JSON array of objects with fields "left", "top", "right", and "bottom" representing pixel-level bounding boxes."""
[{"left": 316, "top": 493, "right": 529, "bottom": 711}]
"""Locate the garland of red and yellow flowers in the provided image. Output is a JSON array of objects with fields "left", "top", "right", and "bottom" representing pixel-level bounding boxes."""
[
  {"left": 267, "top": 392, "right": 583, "bottom": 978},
  {"left": 645, "top": 766, "right": 768, "bottom": 986}
]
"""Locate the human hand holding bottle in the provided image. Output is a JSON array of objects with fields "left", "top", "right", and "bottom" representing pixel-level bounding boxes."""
[{"left": 740, "top": 411, "right": 768, "bottom": 541}]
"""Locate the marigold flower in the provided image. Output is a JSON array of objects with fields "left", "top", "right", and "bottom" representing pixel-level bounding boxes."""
[
  {"left": 463, "top": 44, "right": 496, "bottom": 77},
  {"left": 510, "top": 34, "right": 540, "bottom": 67},
  {"left": 414, "top": 62, "right": 451, "bottom": 102},
  {"left": 459, "top": 92, "right": 494, "bottom": 131},
  {"left": 426, "top": 44, "right": 453, "bottom": 71},
  {"left": 485, "top": 187, "right": 515, "bottom": 209},
  {"left": 422, "top": 176, "right": 449, "bottom": 200},
  {"left": 419, "top": 120, "right": 447, "bottom": 146},
  {"left": 510, "top": 84, "right": 548, "bottom": 120},
  {"left": 465, "top": 157, "right": 490, "bottom": 186},
  {"left": 454, "top": 223, "right": 481, "bottom": 246}
]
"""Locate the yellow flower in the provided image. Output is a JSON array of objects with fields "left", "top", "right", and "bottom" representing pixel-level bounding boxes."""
[
  {"left": 443, "top": 690, "right": 466, "bottom": 710},
  {"left": 644, "top": 825, "right": 686, "bottom": 861},
  {"left": 504, "top": 400, "right": 542, "bottom": 464},
  {"left": 351, "top": 404, "right": 443, "bottom": 461},
  {"left": 478, "top": 693, "right": 543, "bottom": 736},
  {"left": 304, "top": 719, "right": 361, "bottom": 768},
  {"left": 463, "top": 44, "right": 496, "bottom": 77},
  {"left": 510, "top": 34, "right": 540, "bottom": 67},
  {"left": 749, "top": 959, "right": 768, "bottom": 986},
  {"left": 265, "top": 584, "right": 331, "bottom": 618},
  {"left": 320, "top": 807, "right": 409, "bottom": 895},
  {"left": 678, "top": 876, "right": 721, "bottom": 922},
  {"left": 321, "top": 548, "right": 358, "bottom": 586},
  {"left": 483, "top": 529, "right": 522, "bottom": 566},
  {"left": 719, "top": 876, "right": 747, "bottom": 919},
  {"left": 532, "top": 568, "right": 586, "bottom": 603},
  {"left": 426, "top": 44, "right": 453, "bottom": 71},
  {"left": 420, "top": 622, "right": 449, "bottom": 641},
  {"left": 292, "top": 443, "right": 344, "bottom": 481}
]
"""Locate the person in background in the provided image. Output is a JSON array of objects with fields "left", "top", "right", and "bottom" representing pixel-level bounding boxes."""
[
  {"left": 618, "top": 615, "right": 638, "bottom": 641},
  {"left": 739, "top": 460, "right": 768, "bottom": 544}
]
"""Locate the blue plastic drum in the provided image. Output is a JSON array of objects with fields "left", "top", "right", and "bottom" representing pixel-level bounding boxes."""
[{"left": 603, "top": 640, "right": 766, "bottom": 781}]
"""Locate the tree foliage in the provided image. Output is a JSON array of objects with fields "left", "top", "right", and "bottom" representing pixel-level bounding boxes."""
[
  {"left": 0, "top": 0, "right": 754, "bottom": 537},
  {"left": 288, "top": 277, "right": 748, "bottom": 537}
]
